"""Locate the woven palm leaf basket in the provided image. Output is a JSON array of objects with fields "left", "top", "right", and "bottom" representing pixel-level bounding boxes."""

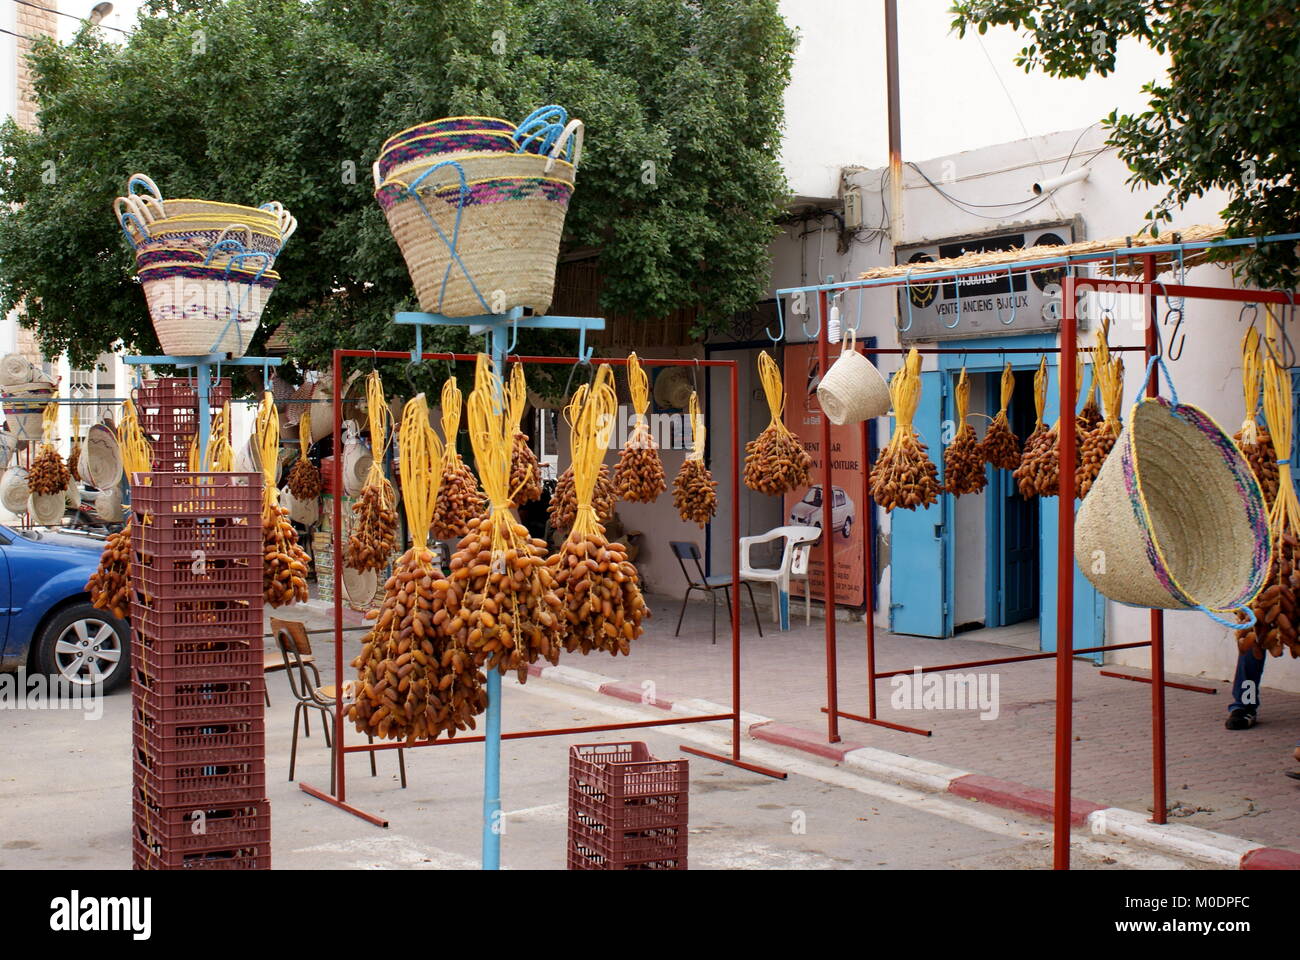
[{"left": 1075, "top": 359, "right": 1271, "bottom": 627}]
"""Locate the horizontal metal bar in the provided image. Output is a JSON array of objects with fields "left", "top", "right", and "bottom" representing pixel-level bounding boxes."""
[
  {"left": 1072, "top": 277, "right": 1297, "bottom": 305},
  {"left": 1099, "top": 670, "right": 1218, "bottom": 695},
  {"left": 855, "top": 345, "right": 1148, "bottom": 355},
  {"left": 334, "top": 350, "right": 736, "bottom": 368},
  {"left": 393, "top": 310, "right": 605, "bottom": 332},
  {"left": 341, "top": 713, "right": 736, "bottom": 753},
  {"left": 821, "top": 707, "right": 932, "bottom": 736},
  {"left": 775, "top": 232, "right": 1300, "bottom": 297},
  {"left": 297, "top": 782, "right": 389, "bottom": 827},
  {"left": 678, "top": 746, "right": 788, "bottom": 779},
  {"left": 870, "top": 639, "right": 1152, "bottom": 679}
]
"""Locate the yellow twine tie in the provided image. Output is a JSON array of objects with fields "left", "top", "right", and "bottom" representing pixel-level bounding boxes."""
[
  {"left": 399, "top": 392, "right": 443, "bottom": 554},
  {"left": 687, "top": 391, "right": 706, "bottom": 461},
  {"left": 466, "top": 356, "right": 515, "bottom": 558},
  {"left": 566, "top": 376, "right": 617, "bottom": 539},
  {"left": 256, "top": 391, "right": 279, "bottom": 507},
  {"left": 757, "top": 351, "right": 793, "bottom": 438},
  {"left": 119, "top": 398, "right": 153, "bottom": 481},
  {"left": 998, "top": 362, "right": 1014, "bottom": 416}
]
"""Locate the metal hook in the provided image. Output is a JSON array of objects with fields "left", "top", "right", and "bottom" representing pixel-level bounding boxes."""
[
  {"left": 996, "top": 266, "right": 1018, "bottom": 326},
  {"left": 1163, "top": 304, "right": 1186, "bottom": 361},
  {"left": 900, "top": 267, "right": 917, "bottom": 333},
  {"left": 801, "top": 286, "right": 823, "bottom": 340},
  {"left": 851, "top": 286, "right": 865, "bottom": 334},
  {"left": 766, "top": 295, "right": 786, "bottom": 344},
  {"left": 576, "top": 325, "right": 594, "bottom": 364},
  {"left": 943, "top": 275, "right": 962, "bottom": 329},
  {"left": 560, "top": 349, "right": 594, "bottom": 400},
  {"left": 1283, "top": 290, "right": 1298, "bottom": 369}
]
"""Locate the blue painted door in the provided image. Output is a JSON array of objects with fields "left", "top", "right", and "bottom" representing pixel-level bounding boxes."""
[
  {"left": 1000, "top": 369, "right": 1040, "bottom": 624},
  {"left": 889, "top": 370, "right": 950, "bottom": 637},
  {"left": 1037, "top": 363, "right": 1105, "bottom": 659}
]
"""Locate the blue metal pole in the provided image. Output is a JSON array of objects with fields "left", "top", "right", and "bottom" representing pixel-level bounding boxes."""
[
  {"left": 195, "top": 362, "right": 212, "bottom": 462},
  {"left": 481, "top": 323, "right": 507, "bottom": 870}
]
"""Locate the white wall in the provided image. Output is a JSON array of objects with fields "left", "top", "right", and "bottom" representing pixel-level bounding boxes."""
[{"left": 763, "top": 124, "right": 1300, "bottom": 694}]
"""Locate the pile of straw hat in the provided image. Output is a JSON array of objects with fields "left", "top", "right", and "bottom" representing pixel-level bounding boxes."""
[{"left": 0, "top": 353, "right": 56, "bottom": 443}]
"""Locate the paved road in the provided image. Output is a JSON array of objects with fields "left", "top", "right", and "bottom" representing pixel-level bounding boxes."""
[{"left": 0, "top": 654, "right": 1204, "bottom": 870}]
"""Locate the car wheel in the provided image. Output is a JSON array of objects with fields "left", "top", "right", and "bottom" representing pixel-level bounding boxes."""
[
  {"left": 841, "top": 517, "right": 853, "bottom": 538},
  {"left": 34, "top": 602, "right": 130, "bottom": 693}
]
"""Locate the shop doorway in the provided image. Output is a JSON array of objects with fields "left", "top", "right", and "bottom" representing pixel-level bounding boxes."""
[{"left": 986, "top": 368, "right": 1040, "bottom": 627}]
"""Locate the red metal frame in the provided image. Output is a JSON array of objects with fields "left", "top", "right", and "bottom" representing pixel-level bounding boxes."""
[
  {"left": 805, "top": 253, "right": 1287, "bottom": 869},
  {"left": 298, "top": 349, "right": 787, "bottom": 828}
]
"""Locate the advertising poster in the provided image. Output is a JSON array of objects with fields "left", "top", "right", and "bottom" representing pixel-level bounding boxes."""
[{"left": 782, "top": 342, "right": 866, "bottom": 608}]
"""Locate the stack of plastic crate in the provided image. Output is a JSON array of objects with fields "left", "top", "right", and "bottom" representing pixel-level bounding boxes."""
[
  {"left": 568, "top": 742, "right": 689, "bottom": 870},
  {"left": 136, "top": 378, "right": 232, "bottom": 473},
  {"left": 129, "top": 472, "right": 270, "bottom": 870}
]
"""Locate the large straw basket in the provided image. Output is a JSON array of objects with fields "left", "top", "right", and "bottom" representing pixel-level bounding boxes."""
[
  {"left": 816, "top": 329, "right": 891, "bottom": 425},
  {"left": 1075, "top": 361, "right": 1270, "bottom": 627},
  {"left": 375, "top": 126, "right": 581, "bottom": 318},
  {"left": 2, "top": 380, "right": 55, "bottom": 442},
  {"left": 139, "top": 261, "right": 278, "bottom": 358}
]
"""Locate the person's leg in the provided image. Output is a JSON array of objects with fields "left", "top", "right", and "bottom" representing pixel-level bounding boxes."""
[{"left": 1226, "top": 650, "right": 1265, "bottom": 729}]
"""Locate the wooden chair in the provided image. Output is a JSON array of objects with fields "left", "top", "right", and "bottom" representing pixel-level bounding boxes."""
[
  {"left": 264, "top": 616, "right": 317, "bottom": 710},
  {"left": 275, "top": 621, "right": 406, "bottom": 794},
  {"left": 669, "top": 541, "right": 763, "bottom": 644}
]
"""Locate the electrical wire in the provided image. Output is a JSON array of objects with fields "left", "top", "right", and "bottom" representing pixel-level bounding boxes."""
[{"left": 906, "top": 161, "right": 1060, "bottom": 221}]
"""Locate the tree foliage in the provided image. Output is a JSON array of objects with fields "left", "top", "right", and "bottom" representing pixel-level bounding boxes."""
[
  {"left": 0, "top": 0, "right": 795, "bottom": 380},
  {"left": 951, "top": 0, "right": 1300, "bottom": 289}
]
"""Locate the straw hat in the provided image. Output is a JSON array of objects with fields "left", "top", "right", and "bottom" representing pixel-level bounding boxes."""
[
  {"left": 63, "top": 475, "right": 81, "bottom": 512},
  {"left": 341, "top": 565, "right": 377, "bottom": 610},
  {"left": 653, "top": 367, "right": 693, "bottom": 410},
  {"left": 93, "top": 486, "right": 125, "bottom": 523},
  {"left": 1, "top": 466, "right": 29, "bottom": 514},
  {"left": 0, "top": 353, "right": 35, "bottom": 387},
  {"left": 28, "top": 490, "right": 66, "bottom": 526},
  {"left": 0, "top": 426, "right": 15, "bottom": 469},
  {"left": 281, "top": 484, "right": 319, "bottom": 527},
  {"left": 341, "top": 429, "right": 372, "bottom": 498},
  {"left": 84, "top": 423, "right": 123, "bottom": 490},
  {"left": 309, "top": 380, "right": 333, "bottom": 442}
]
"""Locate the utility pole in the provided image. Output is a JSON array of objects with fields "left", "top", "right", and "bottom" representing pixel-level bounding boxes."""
[{"left": 884, "top": 0, "right": 903, "bottom": 245}]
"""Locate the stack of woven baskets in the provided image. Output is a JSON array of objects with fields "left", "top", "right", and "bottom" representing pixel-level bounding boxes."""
[
  {"left": 373, "top": 106, "right": 583, "bottom": 318},
  {"left": 115, "top": 174, "right": 295, "bottom": 358},
  {"left": 0, "top": 353, "right": 55, "bottom": 443}
]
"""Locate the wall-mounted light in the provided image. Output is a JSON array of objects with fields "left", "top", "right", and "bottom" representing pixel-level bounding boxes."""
[
  {"left": 89, "top": 2, "right": 114, "bottom": 25},
  {"left": 1032, "top": 167, "right": 1089, "bottom": 196}
]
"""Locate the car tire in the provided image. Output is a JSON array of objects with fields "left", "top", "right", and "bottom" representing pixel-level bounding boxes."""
[
  {"left": 842, "top": 517, "right": 853, "bottom": 539},
  {"left": 33, "top": 602, "right": 130, "bottom": 694}
]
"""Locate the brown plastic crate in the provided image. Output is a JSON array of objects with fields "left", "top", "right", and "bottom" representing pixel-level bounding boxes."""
[
  {"left": 131, "top": 551, "right": 260, "bottom": 596},
  {"left": 133, "top": 756, "right": 265, "bottom": 809},
  {"left": 132, "top": 715, "right": 264, "bottom": 766},
  {"left": 130, "top": 472, "right": 262, "bottom": 520},
  {"left": 567, "top": 837, "right": 686, "bottom": 871},
  {"left": 132, "top": 636, "right": 261, "bottom": 682},
  {"left": 132, "top": 834, "right": 269, "bottom": 871},
  {"left": 568, "top": 817, "right": 687, "bottom": 866},
  {"left": 569, "top": 742, "right": 690, "bottom": 802},
  {"left": 132, "top": 518, "right": 261, "bottom": 562},
  {"left": 568, "top": 781, "right": 687, "bottom": 832},
  {"left": 132, "top": 677, "right": 264, "bottom": 725},
  {"left": 133, "top": 798, "right": 269, "bottom": 850},
  {"left": 130, "top": 598, "right": 262, "bottom": 644},
  {"left": 136, "top": 377, "right": 231, "bottom": 433},
  {"left": 132, "top": 704, "right": 262, "bottom": 741},
  {"left": 133, "top": 658, "right": 262, "bottom": 697}
]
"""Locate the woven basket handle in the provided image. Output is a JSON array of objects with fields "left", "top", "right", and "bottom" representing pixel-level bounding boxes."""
[
  {"left": 840, "top": 327, "right": 856, "bottom": 356},
  {"left": 513, "top": 105, "right": 568, "bottom": 150},
  {"left": 1140, "top": 354, "right": 1180, "bottom": 407},
  {"left": 1200, "top": 604, "right": 1255, "bottom": 630},
  {"left": 544, "top": 119, "right": 584, "bottom": 173},
  {"left": 210, "top": 224, "right": 253, "bottom": 252},
  {"left": 127, "top": 173, "right": 163, "bottom": 204},
  {"left": 113, "top": 198, "right": 150, "bottom": 249}
]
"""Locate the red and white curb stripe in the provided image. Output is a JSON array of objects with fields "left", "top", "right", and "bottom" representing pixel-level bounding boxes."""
[{"left": 529, "top": 662, "right": 1299, "bottom": 870}]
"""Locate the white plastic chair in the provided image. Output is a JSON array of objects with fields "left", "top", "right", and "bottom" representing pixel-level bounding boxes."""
[{"left": 739, "top": 525, "right": 821, "bottom": 631}]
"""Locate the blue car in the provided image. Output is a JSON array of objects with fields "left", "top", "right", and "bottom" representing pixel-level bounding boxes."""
[{"left": 0, "top": 524, "right": 130, "bottom": 693}]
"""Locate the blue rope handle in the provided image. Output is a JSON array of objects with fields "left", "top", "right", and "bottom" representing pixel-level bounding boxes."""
[
  {"left": 202, "top": 237, "right": 250, "bottom": 265},
  {"left": 1141, "top": 353, "right": 1180, "bottom": 408},
  {"left": 1199, "top": 604, "right": 1255, "bottom": 630},
  {"left": 406, "top": 159, "right": 492, "bottom": 314},
  {"left": 513, "top": 105, "right": 570, "bottom": 157},
  {"left": 118, "top": 211, "right": 148, "bottom": 250}
]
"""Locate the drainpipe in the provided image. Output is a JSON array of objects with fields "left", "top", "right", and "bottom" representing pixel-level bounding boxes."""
[{"left": 884, "top": 0, "right": 903, "bottom": 245}]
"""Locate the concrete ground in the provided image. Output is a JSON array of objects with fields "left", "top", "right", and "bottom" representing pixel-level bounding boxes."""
[{"left": 0, "top": 644, "right": 1202, "bottom": 870}]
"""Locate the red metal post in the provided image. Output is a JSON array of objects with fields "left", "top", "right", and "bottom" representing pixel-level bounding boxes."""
[
  {"left": 731, "top": 358, "right": 743, "bottom": 760},
  {"left": 819, "top": 290, "right": 840, "bottom": 743},
  {"left": 1054, "top": 275, "right": 1078, "bottom": 869},
  {"left": 333, "top": 348, "right": 345, "bottom": 803},
  {"left": 862, "top": 411, "right": 877, "bottom": 720},
  {"left": 1144, "top": 254, "right": 1169, "bottom": 825}
]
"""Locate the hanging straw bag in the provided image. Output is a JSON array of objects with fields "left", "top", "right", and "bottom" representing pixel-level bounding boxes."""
[
  {"left": 139, "top": 255, "right": 278, "bottom": 358},
  {"left": 28, "top": 490, "right": 65, "bottom": 526},
  {"left": 816, "top": 329, "right": 891, "bottom": 425},
  {"left": 1, "top": 466, "right": 29, "bottom": 514},
  {"left": 1075, "top": 358, "right": 1271, "bottom": 626},
  {"left": 374, "top": 117, "right": 582, "bottom": 318},
  {"left": 2, "top": 379, "right": 55, "bottom": 442}
]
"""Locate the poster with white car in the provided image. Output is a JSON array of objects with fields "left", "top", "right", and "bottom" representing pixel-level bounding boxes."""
[{"left": 781, "top": 341, "right": 866, "bottom": 608}]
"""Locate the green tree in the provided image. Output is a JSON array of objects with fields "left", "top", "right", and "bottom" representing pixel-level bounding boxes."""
[
  {"left": 0, "top": 0, "right": 795, "bottom": 384},
  {"left": 951, "top": 0, "right": 1300, "bottom": 289}
]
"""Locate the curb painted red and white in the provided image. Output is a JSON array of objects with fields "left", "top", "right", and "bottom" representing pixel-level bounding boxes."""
[{"left": 530, "top": 662, "right": 1299, "bottom": 870}]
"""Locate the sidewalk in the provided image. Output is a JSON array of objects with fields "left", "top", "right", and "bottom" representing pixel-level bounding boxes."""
[{"left": 271, "top": 590, "right": 1300, "bottom": 853}]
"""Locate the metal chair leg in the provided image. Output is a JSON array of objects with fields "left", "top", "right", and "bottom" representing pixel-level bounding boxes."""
[
  {"left": 289, "top": 702, "right": 302, "bottom": 782},
  {"left": 319, "top": 706, "right": 332, "bottom": 749},
  {"left": 398, "top": 748, "right": 407, "bottom": 788},
  {"left": 675, "top": 586, "right": 695, "bottom": 637},
  {"left": 366, "top": 733, "right": 377, "bottom": 777},
  {"left": 302, "top": 707, "right": 310, "bottom": 739},
  {"left": 711, "top": 588, "right": 718, "bottom": 645},
  {"left": 744, "top": 582, "right": 764, "bottom": 637}
]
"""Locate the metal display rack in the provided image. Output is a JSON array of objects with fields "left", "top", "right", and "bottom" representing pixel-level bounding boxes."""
[
  {"left": 298, "top": 308, "right": 787, "bottom": 871},
  {"left": 775, "top": 231, "right": 1300, "bottom": 869}
]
